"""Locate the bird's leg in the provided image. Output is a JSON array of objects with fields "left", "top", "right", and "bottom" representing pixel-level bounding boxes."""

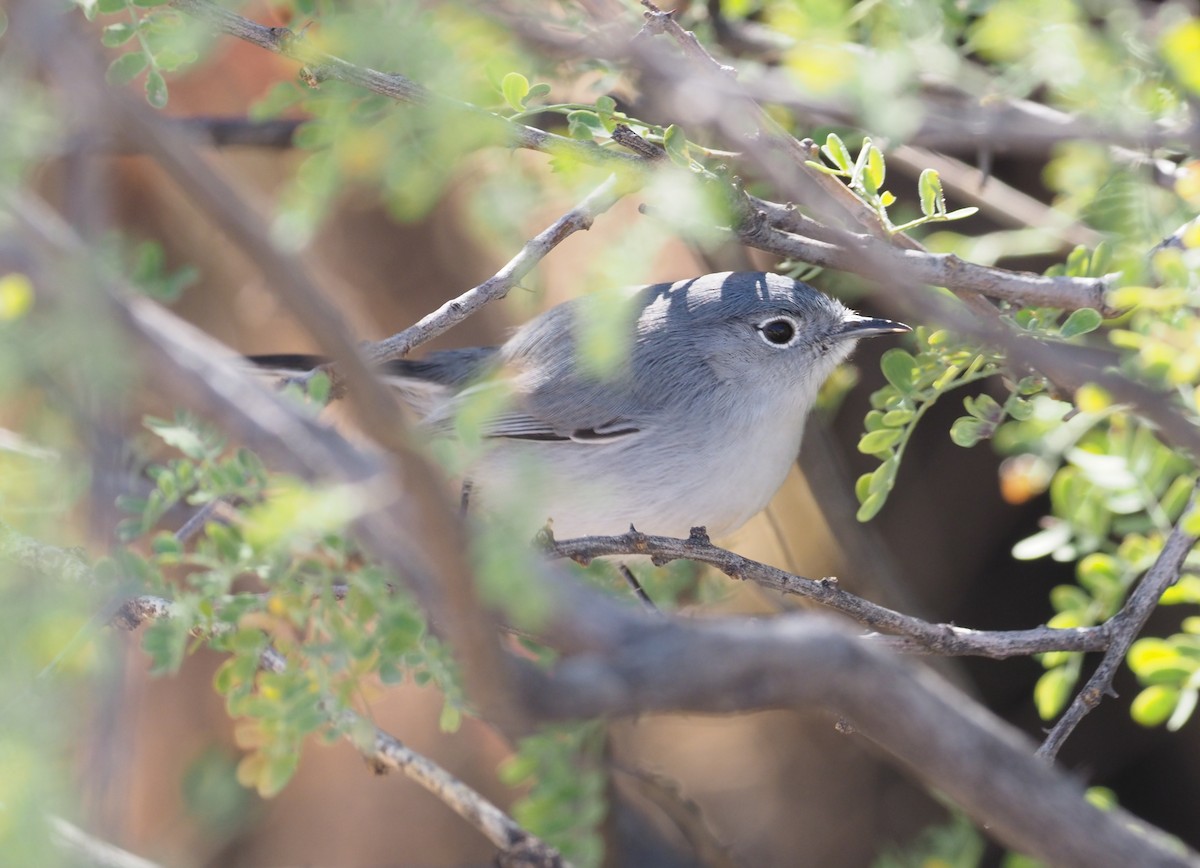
[{"left": 617, "top": 562, "right": 659, "bottom": 614}]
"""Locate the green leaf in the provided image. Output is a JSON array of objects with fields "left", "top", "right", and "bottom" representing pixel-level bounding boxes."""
[
  {"left": 106, "top": 51, "right": 148, "bottom": 86},
  {"left": 131, "top": 0, "right": 170, "bottom": 6},
  {"left": 863, "top": 144, "right": 885, "bottom": 193},
  {"left": 858, "top": 428, "right": 901, "bottom": 455},
  {"left": 594, "top": 95, "right": 615, "bottom": 115},
  {"left": 256, "top": 752, "right": 299, "bottom": 798},
  {"left": 662, "top": 124, "right": 690, "bottom": 167},
  {"left": 1060, "top": 308, "right": 1103, "bottom": 338},
  {"left": 881, "top": 408, "right": 913, "bottom": 427},
  {"left": 1168, "top": 687, "right": 1198, "bottom": 730},
  {"left": 949, "top": 416, "right": 985, "bottom": 447},
  {"left": 918, "top": 168, "right": 943, "bottom": 216},
  {"left": 439, "top": 702, "right": 462, "bottom": 733},
  {"left": 96, "top": 0, "right": 128, "bottom": 13},
  {"left": 1034, "top": 666, "right": 1075, "bottom": 720},
  {"left": 855, "top": 473, "right": 872, "bottom": 503},
  {"left": 501, "top": 71, "right": 530, "bottom": 111},
  {"left": 821, "top": 132, "right": 852, "bottom": 172},
  {"left": 101, "top": 22, "right": 138, "bottom": 46},
  {"left": 1131, "top": 685, "right": 1180, "bottom": 727},
  {"left": 856, "top": 491, "right": 886, "bottom": 522},
  {"left": 880, "top": 348, "right": 917, "bottom": 393},
  {"left": 879, "top": 190, "right": 896, "bottom": 207},
  {"left": 527, "top": 83, "right": 552, "bottom": 101},
  {"left": 145, "top": 70, "right": 168, "bottom": 109}
]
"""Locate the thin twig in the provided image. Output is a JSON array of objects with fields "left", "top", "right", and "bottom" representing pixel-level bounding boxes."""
[
  {"left": 364, "top": 175, "right": 625, "bottom": 365},
  {"left": 545, "top": 528, "right": 1109, "bottom": 658},
  {"left": 49, "top": 816, "right": 162, "bottom": 868},
  {"left": 168, "top": 0, "right": 642, "bottom": 171},
  {"left": 1038, "top": 487, "right": 1200, "bottom": 760},
  {"left": 739, "top": 200, "right": 1112, "bottom": 313},
  {"left": 98, "top": 592, "right": 564, "bottom": 867},
  {"left": 616, "top": 562, "right": 659, "bottom": 613}
]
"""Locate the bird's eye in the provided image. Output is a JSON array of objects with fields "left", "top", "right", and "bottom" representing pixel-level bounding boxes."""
[{"left": 756, "top": 316, "right": 798, "bottom": 347}]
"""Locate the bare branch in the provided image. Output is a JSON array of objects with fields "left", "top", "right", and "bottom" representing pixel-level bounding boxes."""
[
  {"left": 544, "top": 528, "right": 1108, "bottom": 658},
  {"left": 1038, "top": 486, "right": 1200, "bottom": 760},
  {"left": 363, "top": 174, "right": 625, "bottom": 364},
  {"left": 515, "top": 615, "right": 1196, "bottom": 868},
  {"left": 49, "top": 816, "right": 162, "bottom": 868},
  {"left": 740, "top": 199, "right": 1112, "bottom": 313}
]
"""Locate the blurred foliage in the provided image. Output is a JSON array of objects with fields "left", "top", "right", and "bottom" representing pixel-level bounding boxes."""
[{"left": 874, "top": 789, "right": 1120, "bottom": 868}]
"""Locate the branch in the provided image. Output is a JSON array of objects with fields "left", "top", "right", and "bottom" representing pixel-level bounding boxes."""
[
  {"left": 98, "top": 592, "right": 564, "bottom": 868},
  {"left": 49, "top": 816, "right": 162, "bottom": 868},
  {"left": 363, "top": 174, "right": 625, "bottom": 365},
  {"left": 740, "top": 198, "right": 1112, "bottom": 313},
  {"left": 545, "top": 528, "right": 1108, "bottom": 658},
  {"left": 168, "top": 0, "right": 643, "bottom": 171},
  {"left": 516, "top": 614, "right": 1196, "bottom": 868},
  {"left": 167, "top": 0, "right": 1118, "bottom": 315},
  {"left": 1038, "top": 487, "right": 1200, "bottom": 760}
]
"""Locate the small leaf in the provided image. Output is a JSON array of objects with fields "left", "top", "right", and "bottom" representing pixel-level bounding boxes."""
[
  {"left": 145, "top": 70, "right": 168, "bottom": 108},
  {"left": 101, "top": 22, "right": 137, "bottom": 46},
  {"left": 918, "top": 168, "right": 943, "bottom": 216},
  {"left": 1012, "top": 521, "right": 1072, "bottom": 560},
  {"left": 131, "top": 0, "right": 170, "bottom": 6},
  {"left": 96, "top": 0, "right": 127, "bottom": 12},
  {"left": 1061, "top": 308, "right": 1103, "bottom": 338},
  {"left": 855, "top": 473, "right": 872, "bottom": 503},
  {"left": 527, "top": 83, "right": 552, "bottom": 101},
  {"left": 949, "top": 416, "right": 985, "bottom": 447},
  {"left": 1167, "top": 687, "right": 1198, "bottom": 731},
  {"left": 1131, "top": 685, "right": 1180, "bottom": 727},
  {"left": 501, "top": 71, "right": 530, "bottom": 111},
  {"left": 880, "top": 348, "right": 918, "bottom": 393},
  {"left": 821, "top": 133, "right": 852, "bottom": 172},
  {"left": 1034, "top": 666, "right": 1076, "bottom": 720},
  {"left": 662, "top": 124, "right": 690, "bottom": 167},
  {"left": 881, "top": 408, "right": 913, "bottom": 427},
  {"left": 863, "top": 144, "right": 885, "bottom": 193},
  {"left": 594, "top": 94, "right": 616, "bottom": 115},
  {"left": 106, "top": 51, "right": 148, "bottom": 86},
  {"left": 942, "top": 207, "right": 978, "bottom": 220},
  {"left": 856, "top": 491, "right": 886, "bottom": 522},
  {"left": 879, "top": 191, "right": 896, "bottom": 207},
  {"left": 858, "top": 428, "right": 902, "bottom": 455}
]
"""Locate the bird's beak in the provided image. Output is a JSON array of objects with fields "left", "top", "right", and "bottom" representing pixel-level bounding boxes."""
[{"left": 836, "top": 313, "right": 911, "bottom": 339}]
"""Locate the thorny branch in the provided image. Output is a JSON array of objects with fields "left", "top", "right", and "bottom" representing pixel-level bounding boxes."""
[
  {"left": 544, "top": 528, "right": 1109, "bottom": 659},
  {"left": 1038, "top": 487, "right": 1200, "bottom": 760}
]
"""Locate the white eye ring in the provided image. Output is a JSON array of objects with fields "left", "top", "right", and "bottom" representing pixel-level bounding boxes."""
[{"left": 754, "top": 315, "right": 801, "bottom": 348}]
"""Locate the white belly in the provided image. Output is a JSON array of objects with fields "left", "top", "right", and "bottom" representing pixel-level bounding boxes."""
[{"left": 469, "top": 412, "right": 807, "bottom": 541}]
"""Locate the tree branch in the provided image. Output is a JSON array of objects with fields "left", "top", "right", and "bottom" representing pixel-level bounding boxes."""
[
  {"left": 95, "top": 591, "right": 565, "bottom": 868},
  {"left": 1038, "top": 487, "right": 1200, "bottom": 760},
  {"left": 168, "top": 0, "right": 643, "bottom": 171},
  {"left": 515, "top": 614, "right": 1196, "bottom": 868},
  {"left": 545, "top": 528, "right": 1108, "bottom": 658},
  {"left": 362, "top": 174, "right": 625, "bottom": 365}
]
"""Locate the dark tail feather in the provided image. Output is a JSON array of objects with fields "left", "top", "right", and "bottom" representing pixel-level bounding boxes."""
[{"left": 247, "top": 346, "right": 500, "bottom": 387}]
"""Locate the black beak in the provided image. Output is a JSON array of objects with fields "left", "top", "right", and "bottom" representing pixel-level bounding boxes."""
[{"left": 836, "top": 314, "right": 911, "bottom": 339}]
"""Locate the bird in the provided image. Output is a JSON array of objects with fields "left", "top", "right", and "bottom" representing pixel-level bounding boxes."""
[{"left": 253, "top": 272, "right": 909, "bottom": 541}]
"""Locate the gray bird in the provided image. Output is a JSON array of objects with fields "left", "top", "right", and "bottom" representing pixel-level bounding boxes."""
[{"left": 254, "top": 272, "right": 908, "bottom": 540}]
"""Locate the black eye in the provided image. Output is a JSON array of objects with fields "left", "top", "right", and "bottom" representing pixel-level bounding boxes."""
[{"left": 757, "top": 317, "right": 797, "bottom": 346}]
